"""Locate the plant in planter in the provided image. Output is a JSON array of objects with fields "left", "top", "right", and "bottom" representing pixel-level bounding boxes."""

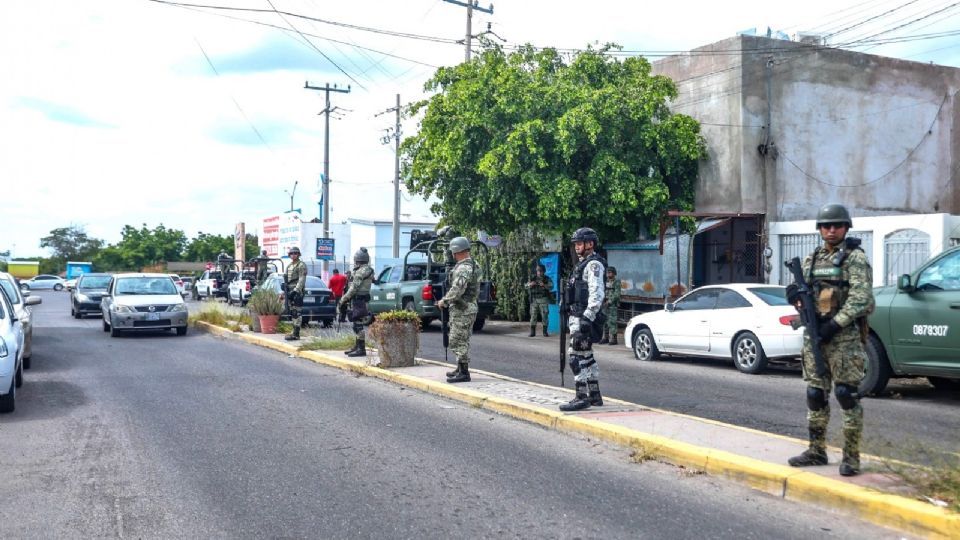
[
  {"left": 247, "top": 287, "right": 284, "bottom": 334},
  {"left": 367, "top": 310, "right": 421, "bottom": 368}
]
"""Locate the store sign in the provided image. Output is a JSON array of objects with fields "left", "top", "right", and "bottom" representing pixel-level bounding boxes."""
[{"left": 316, "top": 238, "right": 335, "bottom": 260}]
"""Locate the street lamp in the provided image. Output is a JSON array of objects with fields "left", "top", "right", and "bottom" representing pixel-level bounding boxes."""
[{"left": 284, "top": 180, "right": 299, "bottom": 212}]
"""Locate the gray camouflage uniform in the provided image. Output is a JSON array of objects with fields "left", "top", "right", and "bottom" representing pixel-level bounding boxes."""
[
  {"left": 440, "top": 257, "right": 479, "bottom": 366},
  {"left": 569, "top": 257, "right": 604, "bottom": 384}
]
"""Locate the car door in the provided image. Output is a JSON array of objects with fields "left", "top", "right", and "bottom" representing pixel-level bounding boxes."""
[
  {"left": 887, "top": 248, "right": 960, "bottom": 373},
  {"left": 368, "top": 267, "right": 398, "bottom": 313},
  {"left": 708, "top": 288, "right": 754, "bottom": 356},
  {"left": 656, "top": 288, "right": 720, "bottom": 353}
]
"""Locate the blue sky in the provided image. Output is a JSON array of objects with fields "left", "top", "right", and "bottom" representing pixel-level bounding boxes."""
[{"left": 1, "top": 0, "right": 958, "bottom": 257}]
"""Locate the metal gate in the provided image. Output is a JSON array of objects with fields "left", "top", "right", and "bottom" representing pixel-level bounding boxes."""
[
  {"left": 778, "top": 231, "right": 874, "bottom": 285},
  {"left": 884, "top": 229, "right": 929, "bottom": 285}
]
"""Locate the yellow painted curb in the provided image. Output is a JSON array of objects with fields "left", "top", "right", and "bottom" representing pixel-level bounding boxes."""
[{"left": 194, "top": 322, "right": 958, "bottom": 538}]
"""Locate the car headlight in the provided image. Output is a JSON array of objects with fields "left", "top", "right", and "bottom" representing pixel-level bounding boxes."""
[
  {"left": 76, "top": 293, "right": 90, "bottom": 302},
  {"left": 0, "top": 338, "right": 7, "bottom": 358},
  {"left": 112, "top": 304, "right": 134, "bottom": 313},
  {"left": 168, "top": 304, "right": 187, "bottom": 313}
]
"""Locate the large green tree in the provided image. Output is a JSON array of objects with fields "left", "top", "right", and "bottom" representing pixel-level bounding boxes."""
[
  {"left": 39, "top": 225, "right": 104, "bottom": 265},
  {"left": 182, "top": 232, "right": 260, "bottom": 262},
  {"left": 92, "top": 224, "right": 187, "bottom": 270},
  {"left": 401, "top": 43, "right": 706, "bottom": 242}
]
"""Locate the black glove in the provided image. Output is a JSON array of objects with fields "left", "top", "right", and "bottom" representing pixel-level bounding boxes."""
[
  {"left": 785, "top": 283, "right": 801, "bottom": 306},
  {"left": 819, "top": 319, "right": 841, "bottom": 343}
]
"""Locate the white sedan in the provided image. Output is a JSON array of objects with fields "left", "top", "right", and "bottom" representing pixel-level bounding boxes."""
[{"left": 624, "top": 284, "right": 803, "bottom": 374}]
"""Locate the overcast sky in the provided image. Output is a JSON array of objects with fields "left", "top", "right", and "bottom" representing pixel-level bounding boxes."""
[{"left": 2, "top": 0, "right": 958, "bottom": 257}]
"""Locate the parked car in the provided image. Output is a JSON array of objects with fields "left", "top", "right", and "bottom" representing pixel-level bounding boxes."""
[
  {"left": 196, "top": 270, "right": 235, "bottom": 300},
  {"left": 101, "top": 273, "right": 189, "bottom": 337},
  {"left": 0, "top": 272, "right": 41, "bottom": 370},
  {"left": 168, "top": 274, "right": 185, "bottom": 296},
  {"left": 180, "top": 277, "right": 194, "bottom": 297},
  {"left": 64, "top": 278, "right": 78, "bottom": 291},
  {"left": 19, "top": 274, "right": 66, "bottom": 291},
  {"left": 624, "top": 284, "right": 802, "bottom": 374},
  {"left": 71, "top": 273, "right": 112, "bottom": 319},
  {"left": 0, "top": 285, "right": 25, "bottom": 412},
  {"left": 861, "top": 245, "right": 960, "bottom": 395},
  {"left": 260, "top": 274, "right": 335, "bottom": 327},
  {"left": 227, "top": 271, "right": 259, "bottom": 306}
]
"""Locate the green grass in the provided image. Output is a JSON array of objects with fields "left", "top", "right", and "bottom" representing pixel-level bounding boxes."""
[
  {"left": 298, "top": 334, "right": 356, "bottom": 351},
  {"left": 189, "top": 304, "right": 252, "bottom": 329},
  {"left": 878, "top": 454, "right": 960, "bottom": 511}
]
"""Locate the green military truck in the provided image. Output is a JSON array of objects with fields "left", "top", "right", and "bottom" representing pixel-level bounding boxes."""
[
  {"left": 861, "top": 245, "right": 960, "bottom": 395},
  {"left": 367, "top": 231, "right": 496, "bottom": 332}
]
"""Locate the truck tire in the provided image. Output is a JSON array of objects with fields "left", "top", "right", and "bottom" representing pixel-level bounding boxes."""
[
  {"left": 472, "top": 316, "right": 485, "bottom": 332},
  {"left": 859, "top": 334, "right": 892, "bottom": 396}
]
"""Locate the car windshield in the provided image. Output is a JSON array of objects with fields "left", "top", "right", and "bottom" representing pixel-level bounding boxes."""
[
  {"left": 0, "top": 280, "right": 20, "bottom": 305},
  {"left": 79, "top": 276, "right": 112, "bottom": 289},
  {"left": 115, "top": 277, "right": 178, "bottom": 295},
  {"left": 748, "top": 287, "right": 789, "bottom": 306},
  {"left": 306, "top": 276, "right": 326, "bottom": 289}
]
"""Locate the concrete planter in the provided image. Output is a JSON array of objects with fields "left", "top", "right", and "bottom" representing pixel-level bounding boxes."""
[{"left": 369, "top": 320, "right": 419, "bottom": 368}]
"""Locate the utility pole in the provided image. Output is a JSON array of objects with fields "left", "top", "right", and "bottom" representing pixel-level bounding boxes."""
[
  {"left": 284, "top": 180, "right": 298, "bottom": 212},
  {"left": 443, "top": 0, "right": 494, "bottom": 62},
  {"left": 377, "top": 94, "right": 403, "bottom": 258},
  {"left": 305, "top": 81, "right": 350, "bottom": 273}
]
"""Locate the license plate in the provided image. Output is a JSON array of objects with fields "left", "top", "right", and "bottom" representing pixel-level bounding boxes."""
[
  {"left": 302, "top": 297, "right": 316, "bottom": 304},
  {"left": 146, "top": 313, "right": 160, "bottom": 321}
]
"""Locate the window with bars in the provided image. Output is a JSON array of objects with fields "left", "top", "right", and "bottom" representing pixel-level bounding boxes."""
[{"left": 884, "top": 229, "right": 929, "bottom": 285}]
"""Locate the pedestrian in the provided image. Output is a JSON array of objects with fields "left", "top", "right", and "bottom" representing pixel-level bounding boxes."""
[
  {"left": 560, "top": 227, "right": 606, "bottom": 411},
  {"left": 283, "top": 246, "right": 308, "bottom": 341},
  {"left": 339, "top": 248, "right": 374, "bottom": 357},
  {"left": 526, "top": 263, "right": 552, "bottom": 337},
  {"left": 438, "top": 237, "right": 479, "bottom": 383},
  {"left": 787, "top": 203, "right": 874, "bottom": 476},
  {"left": 328, "top": 268, "right": 348, "bottom": 321},
  {"left": 599, "top": 266, "right": 620, "bottom": 345},
  {"left": 255, "top": 249, "right": 270, "bottom": 285}
]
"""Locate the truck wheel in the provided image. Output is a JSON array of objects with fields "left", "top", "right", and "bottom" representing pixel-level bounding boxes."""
[
  {"left": 859, "top": 334, "right": 892, "bottom": 396},
  {"left": 928, "top": 377, "right": 960, "bottom": 392},
  {"left": 732, "top": 332, "right": 768, "bottom": 374},
  {"left": 472, "top": 317, "right": 485, "bottom": 332}
]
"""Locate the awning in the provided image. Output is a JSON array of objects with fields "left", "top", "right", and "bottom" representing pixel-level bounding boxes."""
[{"left": 696, "top": 218, "right": 732, "bottom": 235}]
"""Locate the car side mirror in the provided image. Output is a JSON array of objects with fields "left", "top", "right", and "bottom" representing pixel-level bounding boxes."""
[
  {"left": 25, "top": 296, "right": 41, "bottom": 306},
  {"left": 664, "top": 303, "right": 676, "bottom": 312},
  {"left": 897, "top": 274, "right": 914, "bottom": 292}
]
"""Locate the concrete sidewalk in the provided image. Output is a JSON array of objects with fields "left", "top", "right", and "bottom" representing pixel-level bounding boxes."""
[{"left": 196, "top": 321, "right": 958, "bottom": 538}]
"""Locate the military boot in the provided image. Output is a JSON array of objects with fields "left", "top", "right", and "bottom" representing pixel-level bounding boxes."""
[
  {"left": 788, "top": 427, "right": 828, "bottom": 467},
  {"left": 839, "top": 451, "right": 860, "bottom": 477},
  {"left": 446, "top": 362, "right": 470, "bottom": 383},
  {"left": 598, "top": 329, "right": 609, "bottom": 345},
  {"left": 559, "top": 382, "right": 591, "bottom": 412},
  {"left": 529, "top": 327, "right": 536, "bottom": 337},
  {"left": 284, "top": 327, "right": 300, "bottom": 341},
  {"left": 445, "top": 364, "right": 460, "bottom": 378},
  {"left": 343, "top": 340, "right": 359, "bottom": 355},
  {"left": 608, "top": 334, "right": 618, "bottom": 346},
  {"left": 346, "top": 340, "right": 366, "bottom": 357},
  {"left": 587, "top": 380, "right": 603, "bottom": 407}
]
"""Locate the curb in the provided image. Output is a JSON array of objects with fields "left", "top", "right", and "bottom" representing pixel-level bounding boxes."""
[{"left": 195, "top": 322, "right": 960, "bottom": 538}]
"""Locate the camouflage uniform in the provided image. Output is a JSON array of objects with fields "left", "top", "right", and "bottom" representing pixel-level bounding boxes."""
[
  {"left": 441, "top": 257, "right": 480, "bottom": 367},
  {"left": 341, "top": 263, "right": 374, "bottom": 341},
  {"left": 255, "top": 252, "right": 270, "bottom": 285},
  {"left": 284, "top": 258, "right": 308, "bottom": 334},
  {"left": 798, "top": 243, "right": 874, "bottom": 470},
  {"left": 601, "top": 270, "right": 621, "bottom": 344},
  {"left": 526, "top": 273, "right": 552, "bottom": 336}
]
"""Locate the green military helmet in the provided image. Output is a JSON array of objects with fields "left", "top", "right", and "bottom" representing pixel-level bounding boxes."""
[
  {"left": 815, "top": 203, "right": 853, "bottom": 229},
  {"left": 607, "top": 266, "right": 617, "bottom": 275},
  {"left": 353, "top": 247, "right": 370, "bottom": 264},
  {"left": 287, "top": 246, "right": 301, "bottom": 256},
  {"left": 449, "top": 236, "right": 471, "bottom": 254}
]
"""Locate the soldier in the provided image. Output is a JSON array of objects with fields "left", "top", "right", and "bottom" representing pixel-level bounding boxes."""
[
  {"left": 560, "top": 227, "right": 606, "bottom": 411},
  {"left": 599, "top": 266, "right": 620, "bottom": 345},
  {"left": 283, "top": 246, "right": 308, "bottom": 341},
  {"left": 217, "top": 251, "right": 231, "bottom": 277},
  {"left": 339, "top": 248, "right": 374, "bottom": 357},
  {"left": 787, "top": 203, "right": 875, "bottom": 476},
  {"left": 526, "top": 264, "right": 552, "bottom": 337},
  {"left": 255, "top": 249, "right": 270, "bottom": 285},
  {"left": 438, "top": 237, "right": 480, "bottom": 383}
]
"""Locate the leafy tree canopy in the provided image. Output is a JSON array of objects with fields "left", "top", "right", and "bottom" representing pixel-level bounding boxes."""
[
  {"left": 182, "top": 232, "right": 259, "bottom": 263},
  {"left": 401, "top": 43, "right": 706, "bottom": 243},
  {"left": 92, "top": 224, "right": 187, "bottom": 271},
  {"left": 40, "top": 225, "right": 104, "bottom": 263}
]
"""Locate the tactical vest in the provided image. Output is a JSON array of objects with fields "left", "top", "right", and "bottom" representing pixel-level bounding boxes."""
[
  {"left": 807, "top": 237, "right": 862, "bottom": 319},
  {"left": 353, "top": 265, "right": 374, "bottom": 297},
  {"left": 565, "top": 253, "right": 606, "bottom": 317},
  {"left": 458, "top": 258, "right": 480, "bottom": 304}
]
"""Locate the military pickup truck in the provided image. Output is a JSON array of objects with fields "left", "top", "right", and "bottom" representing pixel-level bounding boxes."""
[
  {"left": 861, "top": 244, "right": 960, "bottom": 395},
  {"left": 367, "top": 232, "right": 496, "bottom": 332}
]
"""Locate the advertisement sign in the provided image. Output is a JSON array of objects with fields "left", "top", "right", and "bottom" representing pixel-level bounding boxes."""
[
  {"left": 278, "top": 211, "right": 302, "bottom": 256},
  {"left": 262, "top": 215, "right": 280, "bottom": 257},
  {"left": 234, "top": 222, "right": 245, "bottom": 263},
  {"left": 315, "top": 238, "right": 335, "bottom": 260}
]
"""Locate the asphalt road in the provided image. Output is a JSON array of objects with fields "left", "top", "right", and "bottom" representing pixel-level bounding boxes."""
[
  {"left": 417, "top": 319, "right": 960, "bottom": 463},
  {"left": 0, "top": 291, "right": 901, "bottom": 538}
]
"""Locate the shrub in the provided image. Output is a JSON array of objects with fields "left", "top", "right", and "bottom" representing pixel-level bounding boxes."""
[{"left": 248, "top": 287, "right": 283, "bottom": 316}]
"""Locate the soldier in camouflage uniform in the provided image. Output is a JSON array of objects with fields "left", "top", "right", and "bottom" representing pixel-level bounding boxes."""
[
  {"left": 255, "top": 249, "right": 270, "bottom": 285},
  {"left": 787, "top": 204, "right": 875, "bottom": 476},
  {"left": 438, "top": 237, "right": 480, "bottom": 384},
  {"left": 339, "top": 248, "right": 374, "bottom": 357},
  {"left": 599, "top": 266, "right": 620, "bottom": 345},
  {"left": 283, "top": 246, "right": 308, "bottom": 341},
  {"left": 560, "top": 227, "right": 606, "bottom": 412},
  {"left": 526, "top": 264, "right": 552, "bottom": 337}
]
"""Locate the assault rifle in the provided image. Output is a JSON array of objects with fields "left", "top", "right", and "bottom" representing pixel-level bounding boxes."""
[
  {"left": 440, "top": 247, "right": 454, "bottom": 363},
  {"left": 785, "top": 257, "right": 828, "bottom": 378},
  {"left": 558, "top": 271, "right": 568, "bottom": 387}
]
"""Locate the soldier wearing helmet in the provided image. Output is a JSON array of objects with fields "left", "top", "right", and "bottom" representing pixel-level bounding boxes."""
[
  {"left": 560, "top": 227, "right": 607, "bottom": 411},
  {"left": 787, "top": 203, "right": 874, "bottom": 476},
  {"left": 437, "top": 237, "right": 480, "bottom": 383},
  {"left": 283, "top": 246, "right": 308, "bottom": 341},
  {"left": 599, "top": 266, "right": 620, "bottom": 345},
  {"left": 340, "top": 247, "right": 375, "bottom": 356},
  {"left": 526, "top": 263, "right": 552, "bottom": 338}
]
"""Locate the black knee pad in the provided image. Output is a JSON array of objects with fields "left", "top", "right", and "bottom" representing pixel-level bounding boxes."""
[
  {"left": 806, "top": 386, "right": 827, "bottom": 411},
  {"left": 568, "top": 356, "right": 582, "bottom": 375},
  {"left": 352, "top": 322, "right": 363, "bottom": 334},
  {"left": 834, "top": 384, "right": 859, "bottom": 410}
]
